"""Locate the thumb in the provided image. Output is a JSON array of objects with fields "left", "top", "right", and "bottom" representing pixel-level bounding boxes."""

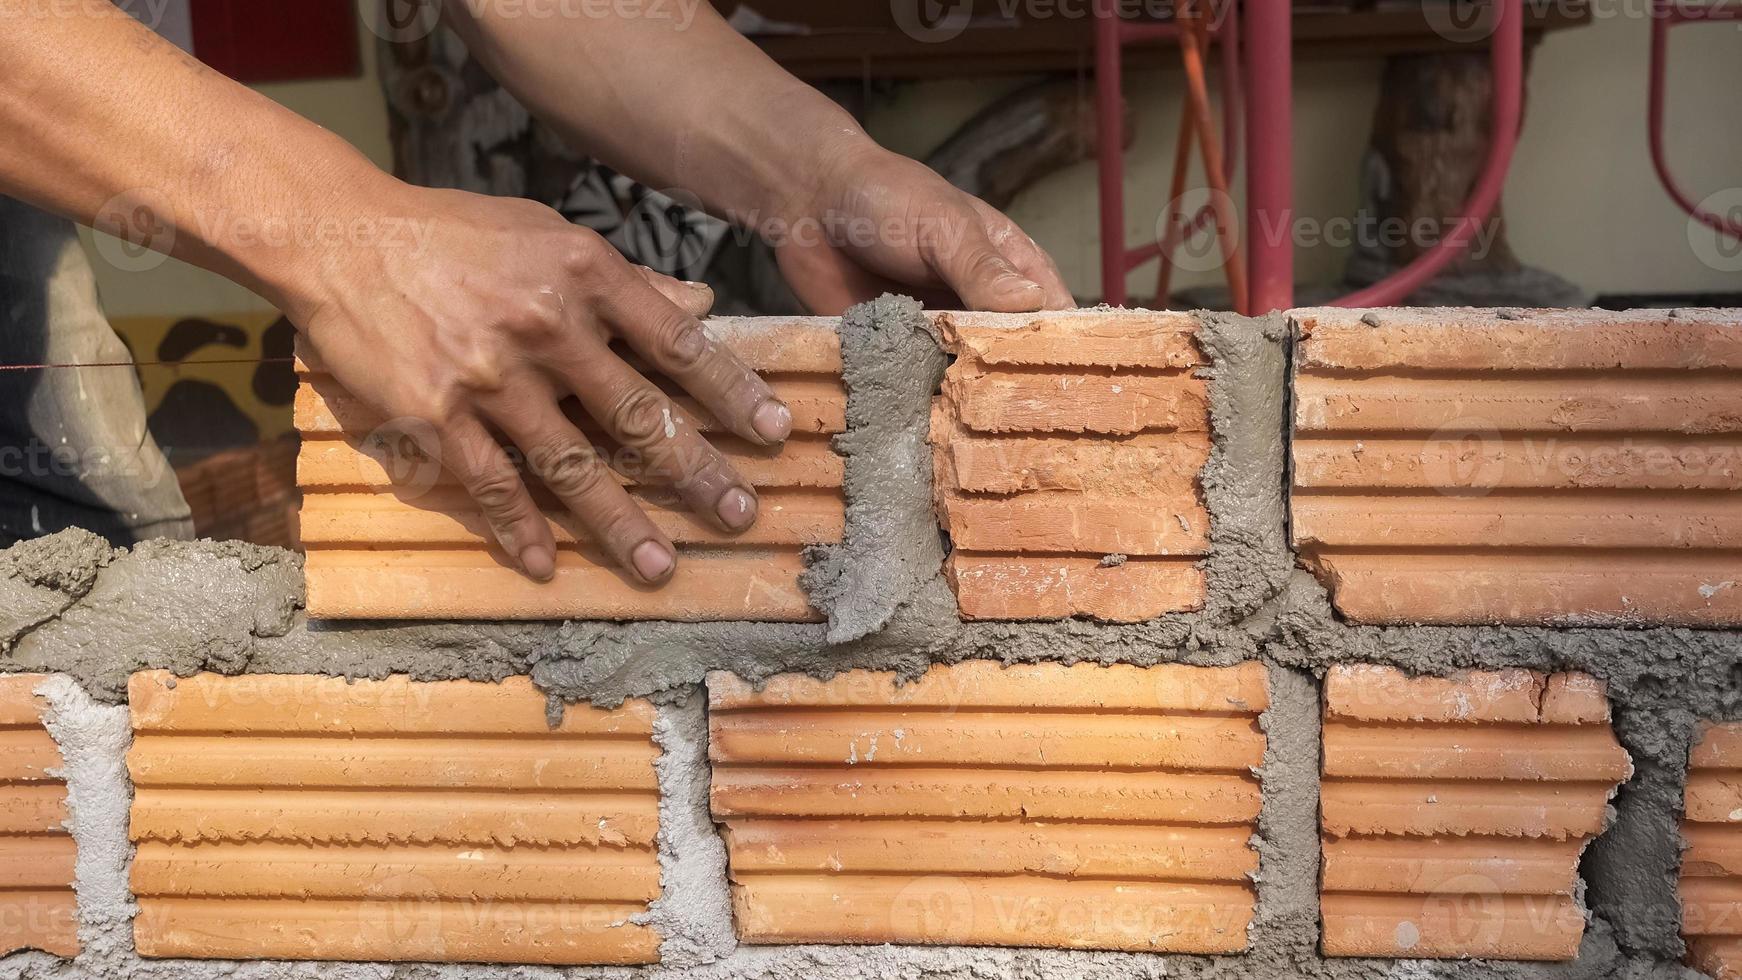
[{"left": 927, "top": 217, "right": 1047, "bottom": 312}]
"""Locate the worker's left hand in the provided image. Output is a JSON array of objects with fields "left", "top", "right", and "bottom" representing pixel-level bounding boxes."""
[{"left": 765, "top": 142, "right": 1074, "bottom": 315}]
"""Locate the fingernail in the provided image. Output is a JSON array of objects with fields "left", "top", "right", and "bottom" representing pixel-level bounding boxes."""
[
  {"left": 716, "top": 487, "right": 757, "bottom": 531},
  {"left": 519, "top": 545, "right": 555, "bottom": 582},
  {"left": 752, "top": 400, "right": 792, "bottom": 443},
  {"left": 631, "top": 540, "right": 674, "bottom": 582}
]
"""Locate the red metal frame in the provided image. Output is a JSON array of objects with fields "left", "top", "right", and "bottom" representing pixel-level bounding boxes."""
[
  {"left": 1099, "top": 0, "right": 1531, "bottom": 313},
  {"left": 1648, "top": 0, "right": 1742, "bottom": 240},
  {"left": 1331, "top": 0, "right": 1523, "bottom": 307},
  {"left": 1094, "top": 0, "right": 1246, "bottom": 310},
  {"left": 1243, "top": 0, "right": 1292, "bottom": 313}
]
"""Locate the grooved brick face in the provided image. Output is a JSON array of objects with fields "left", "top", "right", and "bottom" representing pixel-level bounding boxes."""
[
  {"left": 1319, "top": 664, "right": 1631, "bottom": 960},
  {"left": 1681, "top": 722, "right": 1742, "bottom": 980},
  {"left": 707, "top": 660, "right": 1268, "bottom": 952},
  {"left": 929, "top": 310, "right": 1210, "bottom": 621},
  {"left": 1291, "top": 306, "right": 1742, "bottom": 626},
  {"left": 0, "top": 675, "right": 77, "bottom": 958},
  {"left": 295, "top": 317, "right": 844, "bottom": 619},
  {"left": 125, "top": 671, "right": 660, "bottom": 965}
]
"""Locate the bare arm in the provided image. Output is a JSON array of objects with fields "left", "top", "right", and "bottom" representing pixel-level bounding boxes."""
[
  {"left": 447, "top": 1, "right": 1074, "bottom": 312},
  {"left": 0, "top": 6, "right": 790, "bottom": 585}
]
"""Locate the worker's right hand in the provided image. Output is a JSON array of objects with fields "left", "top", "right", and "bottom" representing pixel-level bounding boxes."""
[{"left": 282, "top": 186, "right": 791, "bottom": 585}]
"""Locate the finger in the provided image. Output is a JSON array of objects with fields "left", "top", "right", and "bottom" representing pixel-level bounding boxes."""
[
  {"left": 596, "top": 268, "right": 791, "bottom": 447},
  {"left": 488, "top": 399, "right": 676, "bottom": 586},
  {"left": 975, "top": 203, "right": 1074, "bottom": 309},
  {"left": 923, "top": 206, "right": 1049, "bottom": 313},
  {"left": 635, "top": 266, "right": 715, "bottom": 318},
  {"left": 773, "top": 240, "right": 955, "bottom": 313},
  {"left": 431, "top": 417, "right": 557, "bottom": 582},
  {"left": 557, "top": 338, "right": 761, "bottom": 534}
]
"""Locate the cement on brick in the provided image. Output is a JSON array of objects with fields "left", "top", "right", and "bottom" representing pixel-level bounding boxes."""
[
  {"left": 644, "top": 695, "right": 736, "bottom": 966},
  {"left": 798, "top": 294, "right": 948, "bottom": 644},
  {"left": 1251, "top": 665, "right": 1321, "bottom": 965},
  {"left": 1270, "top": 568, "right": 1742, "bottom": 964},
  {"left": 0, "top": 302, "right": 1734, "bottom": 980}
]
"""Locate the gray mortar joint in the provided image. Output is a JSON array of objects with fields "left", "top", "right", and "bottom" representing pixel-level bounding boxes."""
[{"left": 0, "top": 301, "right": 1739, "bottom": 979}]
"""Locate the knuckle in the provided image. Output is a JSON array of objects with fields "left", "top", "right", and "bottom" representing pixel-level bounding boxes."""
[
  {"left": 587, "top": 509, "right": 643, "bottom": 550},
  {"left": 656, "top": 315, "right": 710, "bottom": 370},
  {"left": 559, "top": 232, "right": 609, "bottom": 276},
  {"left": 507, "top": 297, "right": 563, "bottom": 342},
  {"left": 533, "top": 441, "right": 608, "bottom": 497},
  {"left": 609, "top": 387, "right": 672, "bottom": 445},
  {"left": 466, "top": 467, "right": 526, "bottom": 516},
  {"left": 452, "top": 353, "right": 507, "bottom": 395}
]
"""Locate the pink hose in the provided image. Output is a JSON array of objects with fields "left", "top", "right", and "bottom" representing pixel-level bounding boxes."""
[
  {"left": 1331, "top": 0, "right": 1524, "bottom": 308},
  {"left": 1648, "top": 0, "right": 1742, "bottom": 239}
]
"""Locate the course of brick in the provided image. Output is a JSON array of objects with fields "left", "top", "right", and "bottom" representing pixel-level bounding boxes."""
[
  {"left": 125, "top": 671, "right": 660, "bottom": 964},
  {"left": 0, "top": 675, "right": 78, "bottom": 958},
  {"left": 1291, "top": 307, "right": 1742, "bottom": 626},
  {"left": 1319, "top": 664, "right": 1632, "bottom": 959},
  {"left": 6, "top": 303, "right": 1742, "bottom": 980},
  {"left": 1682, "top": 722, "right": 1742, "bottom": 980},
  {"left": 707, "top": 661, "right": 1267, "bottom": 952},
  {"left": 930, "top": 310, "right": 1212, "bottom": 621},
  {"left": 294, "top": 317, "right": 845, "bottom": 619}
]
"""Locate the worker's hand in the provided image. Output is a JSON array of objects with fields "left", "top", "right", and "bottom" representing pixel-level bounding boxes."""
[
  {"left": 289, "top": 186, "right": 791, "bottom": 585},
  {"left": 767, "top": 141, "right": 1074, "bottom": 315}
]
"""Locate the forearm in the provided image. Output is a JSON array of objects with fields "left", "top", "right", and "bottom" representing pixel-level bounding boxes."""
[
  {"left": 0, "top": 5, "right": 396, "bottom": 318},
  {"left": 444, "top": 0, "right": 870, "bottom": 225}
]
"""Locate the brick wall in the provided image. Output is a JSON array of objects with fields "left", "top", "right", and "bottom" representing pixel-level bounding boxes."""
[{"left": 5, "top": 304, "right": 1741, "bottom": 979}]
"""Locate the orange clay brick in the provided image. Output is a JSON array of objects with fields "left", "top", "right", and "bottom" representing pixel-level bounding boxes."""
[
  {"left": 1320, "top": 665, "right": 1631, "bottom": 961},
  {"left": 295, "top": 316, "right": 843, "bottom": 620},
  {"left": 930, "top": 310, "right": 1211, "bottom": 622},
  {"left": 0, "top": 674, "right": 78, "bottom": 959},
  {"left": 707, "top": 661, "right": 1267, "bottom": 953},
  {"left": 945, "top": 554, "right": 1205, "bottom": 622},
  {"left": 126, "top": 671, "right": 659, "bottom": 965},
  {"left": 1682, "top": 722, "right": 1742, "bottom": 980},
  {"left": 1291, "top": 307, "right": 1742, "bottom": 627}
]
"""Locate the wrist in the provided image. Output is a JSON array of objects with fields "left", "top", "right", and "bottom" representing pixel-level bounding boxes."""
[
  {"left": 227, "top": 151, "right": 410, "bottom": 324},
  {"left": 743, "top": 96, "right": 878, "bottom": 229}
]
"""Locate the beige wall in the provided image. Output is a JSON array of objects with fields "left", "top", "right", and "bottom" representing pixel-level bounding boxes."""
[{"left": 87, "top": 8, "right": 1739, "bottom": 317}]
